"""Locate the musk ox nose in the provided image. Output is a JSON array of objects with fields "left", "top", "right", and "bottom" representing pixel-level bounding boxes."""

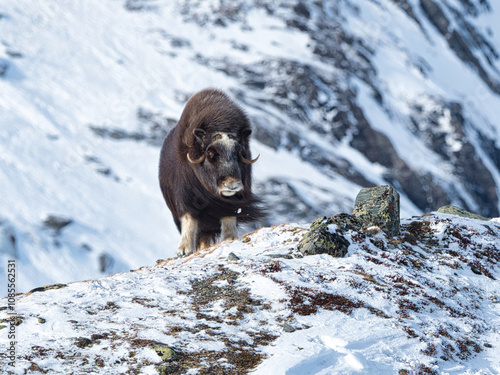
[{"left": 219, "top": 177, "right": 243, "bottom": 196}]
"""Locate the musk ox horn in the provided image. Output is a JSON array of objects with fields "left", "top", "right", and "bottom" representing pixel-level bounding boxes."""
[
  {"left": 187, "top": 152, "right": 205, "bottom": 164},
  {"left": 241, "top": 154, "right": 260, "bottom": 165}
]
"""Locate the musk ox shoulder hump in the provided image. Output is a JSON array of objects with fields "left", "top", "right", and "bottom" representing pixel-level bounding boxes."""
[{"left": 179, "top": 88, "right": 251, "bottom": 148}]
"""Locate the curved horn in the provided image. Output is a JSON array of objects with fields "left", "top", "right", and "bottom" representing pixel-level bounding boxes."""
[
  {"left": 241, "top": 154, "right": 260, "bottom": 165},
  {"left": 187, "top": 152, "right": 205, "bottom": 164}
]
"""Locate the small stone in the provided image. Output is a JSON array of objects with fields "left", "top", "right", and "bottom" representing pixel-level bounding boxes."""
[
  {"left": 470, "top": 265, "right": 482, "bottom": 275},
  {"left": 353, "top": 185, "right": 400, "bottom": 237},
  {"left": 91, "top": 333, "right": 107, "bottom": 341},
  {"left": 95, "top": 358, "right": 105, "bottom": 367},
  {"left": 42, "top": 215, "right": 73, "bottom": 235},
  {"left": 227, "top": 252, "right": 240, "bottom": 261},
  {"left": 27, "top": 363, "right": 45, "bottom": 373},
  {"left": 484, "top": 342, "right": 492, "bottom": 348},
  {"left": 157, "top": 364, "right": 180, "bottom": 375},
  {"left": 74, "top": 337, "right": 93, "bottom": 348},
  {"left": 37, "top": 317, "right": 46, "bottom": 324},
  {"left": 149, "top": 344, "right": 177, "bottom": 361},
  {"left": 267, "top": 253, "right": 293, "bottom": 259},
  {"left": 283, "top": 323, "right": 296, "bottom": 332},
  {"left": 437, "top": 205, "right": 488, "bottom": 220}
]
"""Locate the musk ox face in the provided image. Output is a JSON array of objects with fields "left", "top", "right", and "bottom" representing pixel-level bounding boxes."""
[{"left": 187, "top": 129, "right": 259, "bottom": 198}]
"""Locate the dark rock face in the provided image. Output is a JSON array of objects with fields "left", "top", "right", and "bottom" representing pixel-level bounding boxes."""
[
  {"left": 409, "top": 100, "right": 498, "bottom": 217},
  {"left": 353, "top": 185, "right": 400, "bottom": 237},
  {"left": 419, "top": 0, "right": 500, "bottom": 94},
  {"left": 420, "top": 0, "right": 450, "bottom": 35}
]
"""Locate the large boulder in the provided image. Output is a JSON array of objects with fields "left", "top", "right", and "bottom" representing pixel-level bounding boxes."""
[{"left": 352, "top": 185, "right": 400, "bottom": 237}]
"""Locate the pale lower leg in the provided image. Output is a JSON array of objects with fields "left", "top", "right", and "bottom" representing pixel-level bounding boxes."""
[
  {"left": 221, "top": 217, "right": 238, "bottom": 241},
  {"left": 177, "top": 213, "right": 198, "bottom": 256}
]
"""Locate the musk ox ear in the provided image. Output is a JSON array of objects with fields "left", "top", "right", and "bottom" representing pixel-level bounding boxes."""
[{"left": 193, "top": 128, "right": 206, "bottom": 144}]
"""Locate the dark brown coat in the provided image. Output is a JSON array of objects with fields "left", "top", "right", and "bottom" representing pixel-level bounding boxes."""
[{"left": 159, "top": 89, "right": 263, "bottom": 253}]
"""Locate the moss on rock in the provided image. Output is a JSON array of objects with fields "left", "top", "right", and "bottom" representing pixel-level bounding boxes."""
[
  {"left": 437, "top": 205, "right": 488, "bottom": 220},
  {"left": 149, "top": 344, "right": 177, "bottom": 361},
  {"left": 353, "top": 185, "right": 400, "bottom": 237},
  {"left": 298, "top": 214, "right": 360, "bottom": 257},
  {"left": 26, "top": 283, "right": 68, "bottom": 296}
]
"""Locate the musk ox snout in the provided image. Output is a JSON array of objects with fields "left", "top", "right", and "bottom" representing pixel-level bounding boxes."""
[{"left": 219, "top": 177, "right": 243, "bottom": 196}]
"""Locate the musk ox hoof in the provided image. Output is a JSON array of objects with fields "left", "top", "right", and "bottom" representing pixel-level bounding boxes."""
[{"left": 177, "top": 245, "right": 193, "bottom": 257}]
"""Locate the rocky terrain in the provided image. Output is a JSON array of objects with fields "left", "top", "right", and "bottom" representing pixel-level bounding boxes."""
[{"left": 1, "top": 205, "right": 499, "bottom": 374}]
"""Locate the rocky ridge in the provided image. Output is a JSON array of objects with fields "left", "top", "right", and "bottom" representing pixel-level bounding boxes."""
[{"left": 1, "top": 201, "right": 499, "bottom": 374}]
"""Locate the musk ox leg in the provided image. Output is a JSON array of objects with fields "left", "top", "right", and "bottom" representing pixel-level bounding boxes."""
[
  {"left": 197, "top": 233, "right": 214, "bottom": 250},
  {"left": 221, "top": 216, "right": 238, "bottom": 241},
  {"left": 178, "top": 213, "right": 198, "bottom": 256}
]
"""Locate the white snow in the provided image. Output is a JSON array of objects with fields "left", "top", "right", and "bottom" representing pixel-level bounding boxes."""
[{"left": 1, "top": 214, "right": 499, "bottom": 374}]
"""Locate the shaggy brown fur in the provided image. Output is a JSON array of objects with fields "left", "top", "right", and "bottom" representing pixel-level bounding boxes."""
[{"left": 159, "top": 88, "right": 263, "bottom": 255}]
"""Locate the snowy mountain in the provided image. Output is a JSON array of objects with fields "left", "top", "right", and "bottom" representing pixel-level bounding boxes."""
[
  {"left": 2, "top": 0, "right": 500, "bottom": 294},
  {"left": 1, "top": 212, "right": 499, "bottom": 374}
]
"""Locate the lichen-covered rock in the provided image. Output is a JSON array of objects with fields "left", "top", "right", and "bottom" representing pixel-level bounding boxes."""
[
  {"left": 149, "top": 343, "right": 177, "bottom": 361},
  {"left": 352, "top": 185, "right": 400, "bottom": 237},
  {"left": 26, "top": 283, "right": 68, "bottom": 296},
  {"left": 298, "top": 214, "right": 359, "bottom": 257},
  {"left": 329, "top": 213, "right": 363, "bottom": 231},
  {"left": 437, "top": 205, "right": 488, "bottom": 221}
]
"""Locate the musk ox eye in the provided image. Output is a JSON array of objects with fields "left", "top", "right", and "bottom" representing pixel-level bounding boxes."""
[{"left": 207, "top": 149, "right": 217, "bottom": 160}]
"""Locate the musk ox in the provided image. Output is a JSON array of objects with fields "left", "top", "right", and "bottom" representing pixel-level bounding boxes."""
[{"left": 159, "top": 88, "right": 263, "bottom": 256}]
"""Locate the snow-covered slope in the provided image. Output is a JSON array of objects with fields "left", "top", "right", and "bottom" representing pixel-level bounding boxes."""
[
  {"left": 2, "top": 0, "right": 500, "bottom": 294},
  {"left": 1, "top": 213, "right": 499, "bottom": 374}
]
